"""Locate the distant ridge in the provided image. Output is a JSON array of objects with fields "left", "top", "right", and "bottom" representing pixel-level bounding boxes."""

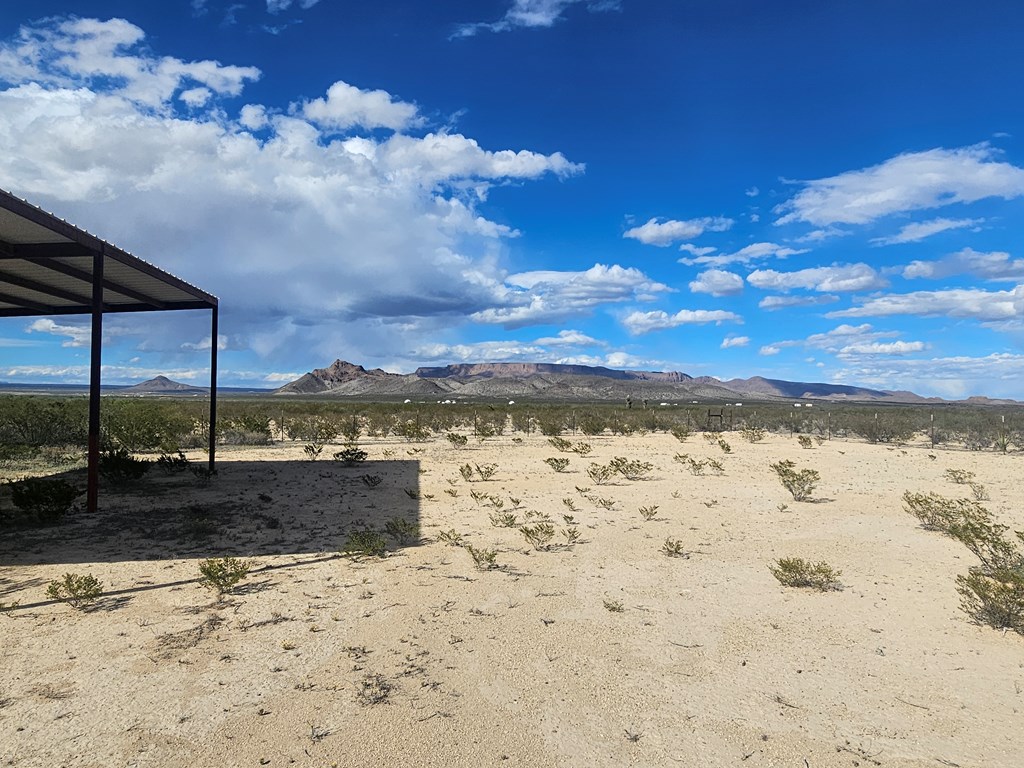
[{"left": 272, "top": 359, "right": 965, "bottom": 403}]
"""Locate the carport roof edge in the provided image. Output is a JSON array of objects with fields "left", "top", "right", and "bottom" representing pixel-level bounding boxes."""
[{"left": 0, "top": 188, "right": 217, "bottom": 317}]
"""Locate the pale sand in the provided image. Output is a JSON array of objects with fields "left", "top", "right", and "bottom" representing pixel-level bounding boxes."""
[{"left": 1, "top": 431, "right": 1022, "bottom": 767}]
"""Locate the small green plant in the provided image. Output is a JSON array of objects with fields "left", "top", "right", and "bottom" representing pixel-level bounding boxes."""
[
  {"left": 404, "top": 487, "right": 421, "bottom": 500},
  {"left": 562, "top": 527, "right": 581, "bottom": 545},
  {"left": 717, "top": 438, "right": 732, "bottom": 454},
  {"left": 333, "top": 442, "right": 367, "bottom": 466},
  {"left": 303, "top": 443, "right": 324, "bottom": 461},
  {"left": 687, "top": 457, "right": 707, "bottom": 476},
  {"left": 594, "top": 497, "right": 617, "bottom": 511},
  {"left": 489, "top": 511, "right": 518, "bottom": 528},
  {"left": 198, "top": 557, "right": 251, "bottom": 594},
  {"left": 562, "top": 498, "right": 579, "bottom": 512},
  {"left": 361, "top": 474, "right": 383, "bottom": 488},
  {"left": 548, "top": 437, "right": 573, "bottom": 452},
  {"left": 603, "top": 598, "right": 625, "bottom": 612},
  {"left": 459, "top": 463, "right": 475, "bottom": 482},
  {"left": 571, "top": 442, "right": 593, "bottom": 457},
  {"left": 970, "top": 482, "right": 989, "bottom": 502},
  {"left": 384, "top": 517, "right": 420, "bottom": 544},
  {"left": 46, "top": 573, "right": 103, "bottom": 609},
  {"left": 770, "top": 459, "right": 820, "bottom": 501},
  {"left": 562, "top": 513, "right": 577, "bottom": 525},
  {"left": 769, "top": 558, "right": 842, "bottom": 591},
  {"left": 470, "top": 489, "right": 489, "bottom": 505},
  {"left": 638, "top": 505, "right": 659, "bottom": 521},
  {"left": 474, "top": 463, "right": 498, "bottom": 481},
  {"left": 465, "top": 544, "right": 498, "bottom": 570},
  {"left": 343, "top": 529, "right": 387, "bottom": 559},
  {"left": 521, "top": 522, "right": 555, "bottom": 550},
  {"left": 944, "top": 468, "right": 975, "bottom": 485},
  {"left": 545, "top": 457, "right": 570, "bottom": 473},
  {"left": 575, "top": 485, "right": 592, "bottom": 496},
  {"left": 443, "top": 488, "right": 458, "bottom": 497},
  {"left": 797, "top": 435, "right": 813, "bottom": 449},
  {"left": 586, "top": 463, "right": 615, "bottom": 485},
  {"left": 437, "top": 528, "right": 464, "bottom": 546},
  {"left": 662, "top": 537, "right": 687, "bottom": 557},
  {"left": 706, "top": 458, "right": 725, "bottom": 475}
]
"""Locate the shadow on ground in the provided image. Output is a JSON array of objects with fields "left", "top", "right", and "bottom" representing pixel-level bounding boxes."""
[{"left": 0, "top": 459, "right": 420, "bottom": 567}]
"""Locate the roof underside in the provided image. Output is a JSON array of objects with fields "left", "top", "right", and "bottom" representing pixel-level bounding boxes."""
[{"left": 0, "top": 189, "right": 217, "bottom": 318}]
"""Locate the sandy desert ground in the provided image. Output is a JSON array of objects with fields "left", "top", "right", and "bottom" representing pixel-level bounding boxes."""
[{"left": 1, "top": 429, "right": 1023, "bottom": 767}]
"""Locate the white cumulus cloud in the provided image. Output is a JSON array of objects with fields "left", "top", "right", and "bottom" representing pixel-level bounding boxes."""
[
  {"left": 624, "top": 216, "right": 733, "bottom": 247},
  {"left": 689, "top": 269, "right": 744, "bottom": 297},
  {"left": 622, "top": 308, "right": 741, "bottom": 335},
  {"left": 902, "top": 248, "right": 1024, "bottom": 282},
  {"left": 747, "top": 263, "right": 887, "bottom": 293}
]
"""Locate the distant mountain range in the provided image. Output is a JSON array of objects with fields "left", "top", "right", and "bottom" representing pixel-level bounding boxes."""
[{"left": 273, "top": 359, "right": 1009, "bottom": 404}]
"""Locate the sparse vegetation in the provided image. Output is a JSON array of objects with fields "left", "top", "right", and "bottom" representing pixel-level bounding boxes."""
[
  {"left": 198, "top": 557, "right": 251, "bottom": 594},
  {"left": 769, "top": 558, "right": 842, "bottom": 591},
  {"left": 638, "top": 505, "right": 659, "bottom": 521},
  {"left": 465, "top": 544, "right": 498, "bottom": 570},
  {"left": 446, "top": 432, "right": 468, "bottom": 448},
  {"left": 5, "top": 477, "right": 80, "bottom": 528},
  {"left": 343, "top": 529, "right": 387, "bottom": 559},
  {"left": 489, "top": 511, "right": 518, "bottom": 528},
  {"left": 662, "top": 537, "right": 687, "bottom": 557},
  {"left": 797, "top": 435, "right": 814, "bottom": 449},
  {"left": 384, "top": 517, "right": 419, "bottom": 544},
  {"left": 46, "top": 573, "right": 103, "bottom": 609},
  {"left": 770, "top": 459, "right": 820, "bottom": 501},
  {"left": 333, "top": 442, "right": 367, "bottom": 466},
  {"left": 544, "top": 457, "right": 570, "bottom": 473},
  {"left": 521, "top": 522, "right": 555, "bottom": 550}
]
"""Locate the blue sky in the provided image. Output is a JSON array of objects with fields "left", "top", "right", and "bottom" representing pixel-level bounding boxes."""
[{"left": 1, "top": 1, "right": 1023, "bottom": 398}]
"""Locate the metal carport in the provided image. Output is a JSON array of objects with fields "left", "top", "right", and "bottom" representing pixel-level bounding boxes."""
[{"left": 0, "top": 188, "right": 219, "bottom": 513}]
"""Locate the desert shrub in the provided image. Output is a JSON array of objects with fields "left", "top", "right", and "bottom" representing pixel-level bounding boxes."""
[
  {"left": 474, "top": 463, "right": 498, "bottom": 481},
  {"left": 577, "top": 413, "right": 607, "bottom": 436},
  {"left": 287, "top": 414, "right": 340, "bottom": 443},
  {"left": 548, "top": 437, "right": 573, "bottom": 452},
  {"left": 489, "top": 511, "right": 518, "bottom": 528},
  {"left": 509, "top": 410, "right": 534, "bottom": 434},
  {"left": 303, "top": 443, "right": 323, "bottom": 461},
  {"left": 198, "top": 557, "right": 251, "bottom": 594},
  {"left": 221, "top": 413, "right": 273, "bottom": 445},
  {"left": 102, "top": 399, "right": 193, "bottom": 453},
  {"left": 157, "top": 451, "right": 191, "bottom": 474},
  {"left": 717, "top": 438, "right": 732, "bottom": 454},
  {"left": 545, "top": 457, "right": 570, "bottom": 473},
  {"left": 0, "top": 396, "right": 87, "bottom": 447},
  {"left": 562, "top": 527, "right": 581, "bottom": 545},
  {"left": 944, "top": 468, "right": 975, "bottom": 485},
  {"left": 361, "top": 474, "right": 382, "bottom": 488},
  {"left": 956, "top": 569, "right": 1024, "bottom": 633},
  {"left": 339, "top": 415, "right": 363, "bottom": 442},
  {"left": 333, "top": 442, "right": 367, "bottom": 466},
  {"left": 465, "top": 544, "right": 498, "bottom": 570},
  {"left": 609, "top": 456, "right": 654, "bottom": 481},
  {"left": 769, "top": 558, "right": 842, "bottom": 591},
  {"left": 571, "top": 441, "right": 592, "bottom": 457},
  {"left": 446, "top": 432, "right": 468, "bottom": 448},
  {"left": 537, "top": 416, "right": 566, "bottom": 436},
  {"left": 662, "top": 537, "right": 687, "bottom": 557},
  {"left": 797, "top": 435, "right": 813, "bottom": 449},
  {"left": 46, "top": 573, "right": 103, "bottom": 608},
  {"left": 459, "top": 463, "right": 475, "bottom": 482},
  {"left": 521, "top": 523, "right": 555, "bottom": 550},
  {"left": 437, "top": 529, "right": 464, "bottom": 546},
  {"left": 99, "top": 447, "right": 152, "bottom": 484},
  {"left": 706, "top": 458, "right": 725, "bottom": 475},
  {"left": 364, "top": 411, "right": 395, "bottom": 438},
  {"left": 384, "top": 517, "right": 419, "bottom": 544},
  {"left": 638, "top": 505, "right": 659, "bottom": 521},
  {"left": 740, "top": 426, "right": 765, "bottom": 443},
  {"left": 5, "top": 477, "right": 80, "bottom": 527},
  {"left": 769, "top": 459, "right": 819, "bottom": 501},
  {"left": 670, "top": 424, "right": 691, "bottom": 443},
  {"left": 586, "top": 462, "right": 615, "bottom": 485},
  {"left": 343, "top": 529, "right": 387, "bottom": 559}
]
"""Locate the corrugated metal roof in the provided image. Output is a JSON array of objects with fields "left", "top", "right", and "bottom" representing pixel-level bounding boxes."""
[{"left": 0, "top": 188, "right": 217, "bottom": 317}]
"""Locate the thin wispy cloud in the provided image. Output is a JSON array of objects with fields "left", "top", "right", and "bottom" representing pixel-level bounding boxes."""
[{"left": 453, "top": 0, "right": 620, "bottom": 38}]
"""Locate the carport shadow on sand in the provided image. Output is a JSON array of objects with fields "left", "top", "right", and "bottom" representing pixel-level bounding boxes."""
[{"left": 0, "top": 459, "right": 421, "bottom": 572}]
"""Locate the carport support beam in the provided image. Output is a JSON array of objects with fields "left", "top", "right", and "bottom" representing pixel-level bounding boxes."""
[
  {"left": 87, "top": 248, "right": 104, "bottom": 514},
  {"left": 209, "top": 305, "right": 218, "bottom": 473}
]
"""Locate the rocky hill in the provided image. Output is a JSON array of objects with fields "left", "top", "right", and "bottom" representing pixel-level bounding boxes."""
[
  {"left": 122, "top": 375, "right": 208, "bottom": 394},
  {"left": 273, "top": 360, "right": 923, "bottom": 403}
]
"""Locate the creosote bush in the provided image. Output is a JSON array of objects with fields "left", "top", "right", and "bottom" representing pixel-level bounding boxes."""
[
  {"left": 662, "top": 537, "right": 687, "bottom": 557},
  {"left": 446, "top": 432, "right": 468, "bottom": 448},
  {"left": 769, "top": 558, "right": 842, "bottom": 591},
  {"left": 99, "top": 447, "right": 152, "bottom": 484},
  {"left": 769, "top": 459, "right": 819, "bottom": 501},
  {"left": 5, "top": 477, "right": 80, "bottom": 528},
  {"left": 521, "top": 522, "right": 555, "bottom": 550},
  {"left": 465, "top": 544, "right": 498, "bottom": 570},
  {"left": 740, "top": 426, "right": 765, "bottom": 443},
  {"left": 384, "top": 517, "right": 419, "bottom": 544},
  {"left": 46, "top": 572, "right": 103, "bottom": 609},
  {"left": 199, "top": 557, "right": 251, "bottom": 594},
  {"left": 956, "top": 569, "right": 1024, "bottom": 633},
  {"left": 797, "top": 435, "right": 814, "bottom": 449},
  {"left": 343, "top": 529, "right": 387, "bottom": 559},
  {"left": 332, "top": 442, "right": 367, "bottom": 466},
  {"left": 544, "top": 457, "right": 570, "bottom": 473}
]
